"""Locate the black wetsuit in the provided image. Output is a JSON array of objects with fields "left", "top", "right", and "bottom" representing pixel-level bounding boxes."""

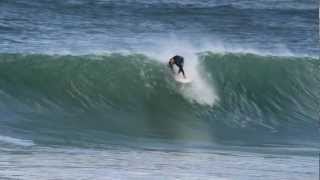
[{"left": 169, "top": 55, "right": 185, "bottom": 77}]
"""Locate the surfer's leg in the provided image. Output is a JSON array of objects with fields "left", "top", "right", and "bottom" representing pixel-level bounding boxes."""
[{"left": 178, "top": 65, "right": 186, "bottom": 78}]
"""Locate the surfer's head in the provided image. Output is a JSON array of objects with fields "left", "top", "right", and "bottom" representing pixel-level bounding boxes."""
[{"left": 169, "top": 58, "right": 174, "bottom": 65}]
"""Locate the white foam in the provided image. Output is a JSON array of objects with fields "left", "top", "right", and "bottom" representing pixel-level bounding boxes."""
[
  {"left": 136, "top": 34, "right": 295, "bottom": 58},
  {"left": 0, "top": 135, "right": 34, "bottom": 146},
  {"left": 38, "top": 29, "right": 299, "bottom": 58},
  {"left": 141, "top": 37, "right": 220, "bottom": 106}
]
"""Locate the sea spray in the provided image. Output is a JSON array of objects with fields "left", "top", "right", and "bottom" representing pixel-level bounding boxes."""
[{"left": 143, "top": 38, "right": 219, "bottom": 106}]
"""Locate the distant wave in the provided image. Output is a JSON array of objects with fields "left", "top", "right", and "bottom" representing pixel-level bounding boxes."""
[
  {"left": 0, "top": 52, "right": 319, "bottom": 146},
  {"left": 8, "top": 0, "right": 316, "bottom": 10}
]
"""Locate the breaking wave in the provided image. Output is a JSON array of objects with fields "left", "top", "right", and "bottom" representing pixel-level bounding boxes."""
[{"left": 0, "top": 52, "right": 319, "bottom": 146}]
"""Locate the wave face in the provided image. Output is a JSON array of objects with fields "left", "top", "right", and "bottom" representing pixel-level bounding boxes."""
[{"left": 0, "top": 53, "right": 319, "bottom": 146}]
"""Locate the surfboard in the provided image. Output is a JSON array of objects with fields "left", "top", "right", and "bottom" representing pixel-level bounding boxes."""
[{"left": 175, "top": 75, "right": 192, "bottom": 84}]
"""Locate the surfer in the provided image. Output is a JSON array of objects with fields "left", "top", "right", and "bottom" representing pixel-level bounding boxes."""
[{"left": 168, "top": 55, "right": 186, "bottom": 78}]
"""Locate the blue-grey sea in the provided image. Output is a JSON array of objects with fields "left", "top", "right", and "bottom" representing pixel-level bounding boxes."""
[{"left": 0, "top": 0, "right": 319, "bottom": 179}]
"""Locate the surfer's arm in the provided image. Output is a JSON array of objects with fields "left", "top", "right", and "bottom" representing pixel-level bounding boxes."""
[{"left": 168, "top": 62, "right": 175, "bottom": 73}]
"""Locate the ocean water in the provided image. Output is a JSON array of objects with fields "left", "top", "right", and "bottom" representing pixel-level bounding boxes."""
[{"left": 0, "top": 0, "right": 319, "bottom": 179}]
